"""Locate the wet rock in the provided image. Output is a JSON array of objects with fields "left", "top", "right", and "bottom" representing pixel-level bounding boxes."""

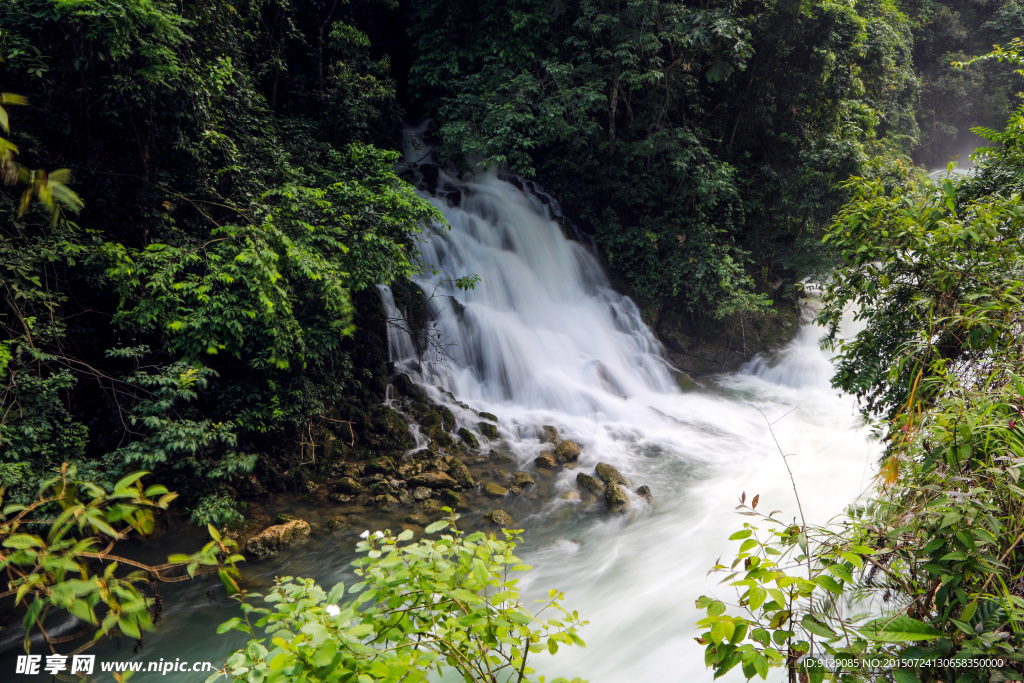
[
  {"left": 365, "top": 458, "right": 397, "bottom": 477},
  {"left": 484, "top": 482, "right": 509, "bottom": 497},
  {"left": 458, "top": 427, "right": 480, "bottom": 448},
  {"left": 440, "top": 489, "right": 468, "bottom": 509},
  {"left": 326, "top": 517, "right": 348, "bottom": 532},
  {"left": 372, "top": 494, "right": 400, "bottom": 510},
  {"left": 490, "top": 450, "right": 518, "bottom": 466},
  {"left": 417, "top": 499, "right": 445, "bottom": 514},
  {"left": 477, "top": 422, "right": 499, "bottom": 440},
  {"left": 408, "top": 471, "right": 459, "bottom": 489},
  {"left": 328, "top": 492, "right": 353, "bottom": 504},
  {"left": 484, "top": 510, "right": 515, "bottom": 527},
  {"left": 420, "top": 163, "right": 440, "bottom": 192},
  {"left": 397, "top": 489, "right": 414, "bottom": 506},
  {"left": 397, "top": 461, "right": 423, "bottom": 479},
  {"left": 392, "top": 373, "right": 427, "bottom": 401},
  {"left": 405, "top": 512, "right": 430, "bottom": 526},
  {"left": 440, "top": 406, "right": 456, "bottom": 432},
  {"left": 434, "top": 431, "right": 455, "bottom": 448},
  {"left": 576, "top": 472, "right": 605, "bottom": 496},
  {"left": 479, "top": 411, "right": 498, "bottom": 423},
  {"left": 595, "top": 462, "right": 627, "bottom": 487},
  {"left": 561, "top": 490, "right": 581, "bottom": 502},
  {"left": 245, "top": 520, "right": 311, "bottom": 559},
  {"left": 540, "top": 425, "right": 560, "bottom": 444},
  {"left": 534, "top": 454, "right": 558, "bottom": 470},
  {"left": 605, "top": 483, "right": 630, "bottom": 515},
  {"left": 412, "top": 486, "right": 434, "bottom": 501},
  {"left": 334, "top": 477, "right": 363, "bottom": 495},
  {"left": 448, "top": 458, "right": 475, "bottom": 488},
  {"left": 512, "top": 471, "right": 535, "bottom": 488},
  {"left": 508, "top": 485, "right": 522, "bottom": 496},
  {"left": 635, "top": 485, "right": 654, "bottom": 506},
  {"left": 554, "top": 440, "right": 582, "bottom": 463}
]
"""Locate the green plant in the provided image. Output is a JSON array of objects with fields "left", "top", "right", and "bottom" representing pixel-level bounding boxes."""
[{"left": 213, "top": 519, "right": 586, "bottom": 683}]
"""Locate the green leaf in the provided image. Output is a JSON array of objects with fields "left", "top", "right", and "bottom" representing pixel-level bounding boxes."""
[{"left": 860, "top": 616, "right": 943, "bottom": 642}]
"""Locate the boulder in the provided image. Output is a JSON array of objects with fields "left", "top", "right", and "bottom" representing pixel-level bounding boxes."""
[
  {"left": 447, "top": 458, "right": 475, "bottom": 488},
  {"left": 576, "top": 472, "right": 605, "bottom": 496},
  {"left": 328, "top": 492, "right": 353, "bottom": 504},
  {"left": 440, "top": 406, "right": 456, "bottom": 432},
  {"left": 372, "top": 494, "right": 400, "bottom": 510},
  {"left": 440, "top": 489, "right": 468, "bottom": 509},
  {"left": 412, "top": 486, "right": 434, "bottom": 501},
  {"left": 334, "top": 477, "right": 363, "bottom": 495},
  {"left": 554, "top": 440, "right": 582, "bottom": 463},
  {"left": 512, "top": 471, "right": 535, "bottom": 488},
  {"left": 484, "top": 482, "right": 509, "bottom": 497},
  {"left": 457, "top": 427, "right": 480, "bottom": 448},
  {"left": 635, "top": 485, "right": 654, "bottom": 506},
  {"left": 245, "top": 520, "right": 311, "bottom": 559},
  {"left": 408, "top": 471, "right": 459, "bottom": 489},
  {"left": 405, "top": 512, "right": 430, "bottom": 526},
  {"left": 477, "top": 422, "right": 499, "bottom": 440},
  {"left": 534, "top": 454, "right": 558, "bottom": 470},
  {"left": 484, "top": 510, "right": 515, "bottom": 528},
  {"left": 561, "top": 490, "right": 581, "bottom": 502},
  {"left": 540, "top": 425, "right": 560, "bottom": 444},
  {"left": 595, "top": 462, "right": 627, "bottom": 487},
  {"left": 479, "top": 412, "right": 498, "bottom": 423},
  {"left": 392, "top": 373, "right": 427, "bottom": 401},
  {"left": 605, "top": 483, "right": 630, "bottom": 515},
  {"left": 365, "top": 458, "right": 397, "bottom": 476}
]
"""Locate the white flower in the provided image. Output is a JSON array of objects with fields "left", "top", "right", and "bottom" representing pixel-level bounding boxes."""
[
  {"left": 374, "top": 530, "right": 385, "bottom": 539},
  {"left": 325, "top": 604, "right": 341, "bottom": 617},
  {"left": 359, "top": 530, "right": 370, "bottom": 539}
]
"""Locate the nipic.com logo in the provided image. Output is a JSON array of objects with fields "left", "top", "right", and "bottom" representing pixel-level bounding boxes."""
[{"left": 14, "top": 654, "right": 215, "bottom": 676}]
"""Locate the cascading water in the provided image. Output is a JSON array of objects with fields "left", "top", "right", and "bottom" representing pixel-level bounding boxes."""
[{"left": 4, "top": 157, "right": 878, "bottom": 682}]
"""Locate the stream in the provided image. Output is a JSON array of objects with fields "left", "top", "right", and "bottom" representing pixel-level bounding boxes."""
[{"left": 4, "top": 166, "right": 879, "bottom": 682}]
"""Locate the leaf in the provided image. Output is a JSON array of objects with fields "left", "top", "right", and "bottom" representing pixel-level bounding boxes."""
[
  {"left": 801, "top": 614, "right": 838, "bottom": 639},
  {"left": 893, "top": 669, "right": 921, "bottom": 683},
  {"left": 424, "top": 519, "right": 449, "bottom": 534},
  {"left": 860, "top": 616, "right": 943, "bottom": 642}
]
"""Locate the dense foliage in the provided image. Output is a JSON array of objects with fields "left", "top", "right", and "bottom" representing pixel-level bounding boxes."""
[
  {"left": 0, "top": 0, "right": 440, "bottom": 517},
  {"left": 698, "top": 49, "right": 1024, "bottom": 683},
  {"left": 214, "top": 520, "right": 585, "bottom": 683}
]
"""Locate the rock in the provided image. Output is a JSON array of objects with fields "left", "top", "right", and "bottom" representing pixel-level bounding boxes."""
[
  {"left": 245, "top": 520, "right": 311, "bottom": 559},
  {"left": 328, "top": 492, "right": 353, "bottom": 504},
  {"left": 397, "top": 489, "right": 414, "bottom": 506},
  {"left": 508, "top": 485, "right": 522, "bottom": 496},
  {"left": 605, "top": 483, "right": 630, "bottom": 514},
  {"left": 341, "top": 463, "right": 365, "bottom": 479},
  {"left": 434, "top": 431, "right": 455, "bottom": 448},
  {"left": 326, "top": 517, "right": 348, "bottom": 532},
  {"left": 512, "top": 471, "right": 535, "bottom": 488},
  {"left": 554, "top": 440, "right": 582, "bottom": 463},
  {"left": 408, "top": 471, "right": 459, "bottom": 489},
  {"left": 398, "top": 462, "right": 424, "bottom": 479},
  {"left": 483, "top": 482, "right": 509, "bottom": 497},
  {"left": 477, "top": 422, "right": 499, "bottom": 440},
  {"left": 595, "top": 462, "right": 627, "bottom": 486},
  {"left": 635, "top": 485, "right": 654, "bottom": 506},
  {"left": 392, "top": 373, "right": 426, "bottom": 401},
  {"left": 418, "top": 499, "right": 445, "bottom": 514},
  {"left": 365, "top": 458, "right": 397, "bottom": 476},
  {"left": 534, "top": 454, "right": 558, "bottom": 470},
  {"left": 440, "top": 406, "right": 456, "bottom": 432},
  {"left": 561, "top": 490, "right": 581, "bottom": 502},
  {"left": 334, "top": 477, "right": 363, "bottom": 495},
  {"left": 448, "top": 458, "right": 475, "bottom": 488},
  {"left": 540, "top": 425, "right": 560, "bottom": 444},
  {"left": 457, "top": 427, "right": 480, "bottom": 448},
  {"left": 490, "top": 450, "right": 517, "bottom": 465},
  {"left": 484, "top": 509, "right": 515, "bottom": 527},
  {"left": 405, "top": 512, "right": 430, "bottom": 526},
  {"left": 372, "top": 494, "right": 400, "bottom": 510},
  {"left": 673, "top": 370, "right": 699, "bottom": 392},
  {"left": 576, "top": 472, "right": 605, "bottom": 496},
  {"left": 440, "top": 489, "right": 468, "bottom": 509},
  {"left": 412, "top": 486, "right": 434, "bottom": 501},
  {"left": 479, "top": 412, "right": 498, "bottom": 422},
  {"left": 275, "top": 513, "right": 299, "bottom": 524}
]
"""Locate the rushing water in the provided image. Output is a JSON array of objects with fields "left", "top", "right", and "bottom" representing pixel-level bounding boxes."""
[{"left": 2, "top": 166, "right": 878, "bottom": 682}]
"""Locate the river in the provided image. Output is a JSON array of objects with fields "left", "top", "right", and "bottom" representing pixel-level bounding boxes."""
[{"left": 4, "top": 167, "right": 878, "bottom": 683}]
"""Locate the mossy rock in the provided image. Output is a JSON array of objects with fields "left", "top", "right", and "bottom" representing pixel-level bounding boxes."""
[
  {"left": 448, "top": 458, "right": 475, "bottom": 488},
  {"left": 275, "top": 513, "right": 300, "bottom": 524},
  {"left": 479, "top": 412, "right": 498, "bottom": 423},
  {"left": 477, "top": 422, "right": 499, "bottom": 440},
  {"left": 365, "top": 458, "right": 397, "bottom": 476},
  {"left": 334, "top": 477, "right": 363, "bottom": 495},
  {"left": 372, "top": 494, "right": 400, "bottom": 510},
  {"left": 483, "top": 482, "right": 508, "bottom": 497},
  {"left": 605, "top": 483, "right": 630, "bottom": 514},
  {"left": 439, "top": 489, "right": 468, "bottom": 509},
  {"left": 534, "top": 454, "right": 558, "bottom": 470},
  {"left": 423, "top": 410, "right": 442, "bottom": 427},
  {"left": 636, "top": 485, "right": 654, "bottom": 506},
  {"left": 412, "top": 486, "right": 433, "bottom": 501},
  {"left": 458, "top": 427, "right": 480, "bottom": 448},
  {"left": 512, "top": 471, "right": 535, "bottom": 488},
  {"left": 434, "top": 430, "right": 455, "bottom": 448},
  {"left": 554, "top": 440, "right": 581, "bottom": 463},
  {"left": 392, "top": 373, "right": 427, "bottom": 401},
  {"left": 328, "top": 492, "right": 353, "bottom": 504},
  {"left": 484, "top": 509, "right": 515, "bottom": 527},
  {"left": 440, "top": 406, "right": 456, "bottom": 432},
  {"left": 595, "top": 462, "right": 627, "bottom": 486},
  {"left": 540, "top": 425, "right": 560, "bottom": 444},
  {"left": 405, "top": 512, "right": 431, "bottom": 526},
  {"left": 576, "top": 472, "right": 605, "bottom": 496}
]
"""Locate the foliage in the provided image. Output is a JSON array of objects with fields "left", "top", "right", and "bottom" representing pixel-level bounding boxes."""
[
  {"left": 0, "top": 463, "right": 242, "bottom": 655},
  {"left": 699, "top": 41, "right": 1024, "bottom": 683},
  {"left": 213, "top": 520, "right": 586, "bottom": 683}
]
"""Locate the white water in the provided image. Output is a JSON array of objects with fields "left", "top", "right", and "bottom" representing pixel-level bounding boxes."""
[
  {"left": 380, "top": 165, "right": 881, "bottom": 681},
  {"left": 1, "top": 162, "right": 879, "bottom": 682}
]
